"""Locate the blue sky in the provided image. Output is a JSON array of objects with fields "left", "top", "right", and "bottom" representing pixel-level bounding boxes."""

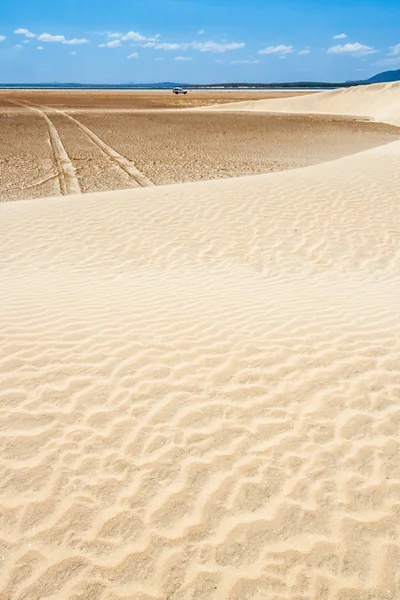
[{"left": 1, "top": 0, "right": 400, "bottom": 83}]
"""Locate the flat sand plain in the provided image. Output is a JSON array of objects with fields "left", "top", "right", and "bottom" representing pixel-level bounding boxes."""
[
  {"left": 1, "top": 83, "right": 400, "bottom": 599},
  {"left": 1, "top": 90, "right": 400, "bottom": 199},
  {"left": 0, "top": 89, "right": 314, "bottom": 110}
]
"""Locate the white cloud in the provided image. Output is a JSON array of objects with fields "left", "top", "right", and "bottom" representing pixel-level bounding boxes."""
[
  {"left": 22, "top": 40, "right": 30, "bottom": 44},
  {"left": 124, "top": 31, "right": 160, "bottom": 42},
  {"left": 35, "top": 32, "right": 89, "bottom": 45},
  {"left": 37, "top": 33, "right": 65, "bottom": 43},
  {"left": 108, "top": 30, "right": 160, "bottom": 43},
  {"left": 127, "top": 52, "right": 139, "bottom": 59},
  {"left": 152, "top": 42, "right": 183, "bottom": 50},
  {"left": 198, "top": 29, "right": 205, "bottom": 35},
  {"left": 191, "top": 41, "right": 245, "bottom": 52},
  {"left": 104, "top": 40, "right": 121, "bottom": 48},
  {"left": 327, "top": 42, "right": 376, "bottom": 55},
  {"left": 15, "top": 44, "right": 23, "bottom": 49},
  {"left": 121, "top": 31, "right": 147, "bottom": 41},
  {"left": 141, "top": 38, "right": 245, "bottom": 53},
  {"left": 175, "top": 56, "right": 192, "bottom": 61},
  {"left": 155, "top": 57, "right": 164, "bottom": 61},
  {"left": 70, "top": 51, "right": 77, "bottom": 55},
  {"left": 333, "top": 33, "right": 347, "bottom": 39},
  {"left": 63, "top": 38, "right": 89, "bottom": 45},
  {"left": 98, "top": 43, "right": 106, "bottom": 47},
  {"left": 388, "top": 43, "right": 400, "bottom": 56},
  {"left": 298, "top": 49, "right": 311, "bottom": 55},
  {"left": 14, "top": 28, "right": 36, "bottom": 38},
  {"left": 258, "top": 44, "right": 293, "bottom": 55},
  {"left": 230, "top": 59, "right": 260, "bottom": 64},
  {"left": 215, "top": 59, "right": 223, "bottom": 63},
  {"left": 37, "top": 46, "right": 44, "bottom": 50},
  {"left": 0, "top": 35, "right": 6, "bottom": 42}
]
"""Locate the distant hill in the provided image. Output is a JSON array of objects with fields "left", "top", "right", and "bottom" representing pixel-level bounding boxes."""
[
  {"left": 362, "top": 69, "right": 400, "bottom": 84},
  {"left": 1, "top": 70, "right": 400, "bottom": 91}
]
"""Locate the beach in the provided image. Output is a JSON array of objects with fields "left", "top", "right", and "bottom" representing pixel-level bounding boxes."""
[
  {"left": 1, "top": 83, "right": 400, "bottom": 599},
  {"left": 1, "top": 89, "right": 400, "bottom": 200}
]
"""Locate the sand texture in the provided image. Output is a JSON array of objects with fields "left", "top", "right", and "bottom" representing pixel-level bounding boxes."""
[
  {"left": 0, "top": 89, "right": 315, "bottom": 111},
  {"left": 1, "top": 84, "right": 400, "bottom": 599},
  {"left": 1, "top": 90, "right": 400, "bottom": 201},
  {"left": 203, "top": 81, "right": 400, "bottom": 127}
]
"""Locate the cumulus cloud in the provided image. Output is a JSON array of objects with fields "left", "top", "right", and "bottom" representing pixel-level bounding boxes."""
[
  {"left": 258, "top": 44, "right": 293, "bottom": 55},
  {"left": 14, "top": 28, "right": 36, "bottom": 38},
  {"left": 175, "top": 56, "right": 192, "bottom": 60},
  {"left": 142, "top": 40, "right": 244, "bottom": 53},
  {"left": 191, "top": 41, "right": 245, "bottom": 52},
  {"left": 198, "top": 29, "right": 205, "bottom": 35},
  {"left": 70, "top": 51, "right": 77, "bottom": 55},
  {"left": 127, "top": 52, "right": 139, "bottom": 59},
  {"left": 327, "top": 42, "right": 376, "bottom": 55},
  {"left": 22, "top": 40, "right": 30, "bottom": 44},
  {"left": 388, "top": 43, "right": 400, "bottom": 56},
  {"left": 37, "top": 46, "right": 44, "bottom": 50},
  {"left": 121, "top": 31, "right": 147, "bottom": 41},
  {"left": 15, "top": 44, "right": 23, "bottom": 48},
  {"left": 151, "top": 42, "right": 183, "bottom": 50},
  {"left": 63, "top": 38, "right": 89, "bottom": 45},
  {"left": 107, "top": 30, "right": 160, "bottom": 43},
  {"left": 230, "top": 59, "right": 260, "bottom": 64},
  {"left": 333, "top": 33, "right": 347, "bottom": 39},
  {"left": 34, "top": 32, "right": 90, "bottom": 44},
  {"left": 298, "top": 49, "right": 311, "bottom": 55},
  {"left": 37, "top": 33, "right": 65, "bottom": 42},
  {"left": 155, "top": 57, "right": 164, "bottom": 60},
  {"left": 0, "top": 35, "right": 6, "bottom": 42},
  {"left": 102, "top": 40, "right": 121, "bottom": 48}
]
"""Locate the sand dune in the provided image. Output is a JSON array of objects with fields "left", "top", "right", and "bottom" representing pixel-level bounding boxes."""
[
  {"left": 204, "top": 81, "right": 400, "bottom": 127},
  {"left": 2, "top": 89, "right": 400, "bottom": 201},
  {"left": 1, "top": 84, "right": 400, "bottom": 599}
]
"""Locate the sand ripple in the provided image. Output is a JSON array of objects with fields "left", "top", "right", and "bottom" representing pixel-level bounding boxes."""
[{"left": 1, "top": 137, "right": 400, "bottom": 599}]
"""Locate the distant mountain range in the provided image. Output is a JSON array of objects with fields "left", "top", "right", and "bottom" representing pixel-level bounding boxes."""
[
  {"left": 361, "top": 69, "right": 400, "bottom": 84},
  {"left": 1, "top": 70, "right": 399, "bottom": 90}
]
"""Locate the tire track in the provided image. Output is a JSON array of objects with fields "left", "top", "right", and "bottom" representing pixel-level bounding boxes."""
[
  {"left": 5, "top": 174, "right": 59, "bottom": 193},
  {"left": 9, "top": 100, "right": 81, "bottom": 196},
  {"left": 53, "top": 108, "right": 154, "bottom": 188}
]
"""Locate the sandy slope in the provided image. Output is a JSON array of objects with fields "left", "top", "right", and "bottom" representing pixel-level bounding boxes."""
[
  {"left": 3, "top": 101, "right": 399, "bottom": 202},
  {"left": 203, "top": 81, "right": 400, "bottom": 127},
  {"left": 1, "top": 86, "right": 400, "bottom": 599}
]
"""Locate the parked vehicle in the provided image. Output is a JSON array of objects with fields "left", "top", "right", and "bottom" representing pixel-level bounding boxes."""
[{"left": 173, "top": 87, "right": 188, "bottom": 95}]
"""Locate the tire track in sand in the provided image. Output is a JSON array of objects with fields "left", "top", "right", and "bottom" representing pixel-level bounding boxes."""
[
  {"left": 10, "top": 100, "right": 81, "bottom": 196},
  {"left": 53, "top": 108, "right": 154, "bottom": 188}
]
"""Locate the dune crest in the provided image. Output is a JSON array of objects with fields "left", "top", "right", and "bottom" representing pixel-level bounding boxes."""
[{"left": 204, "top": 81, "right": 400, "bottom": 127}]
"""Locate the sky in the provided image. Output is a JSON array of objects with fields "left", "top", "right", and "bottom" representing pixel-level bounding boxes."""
[{"left": 1, "top": 0, "right": 400, "bottom": 84}]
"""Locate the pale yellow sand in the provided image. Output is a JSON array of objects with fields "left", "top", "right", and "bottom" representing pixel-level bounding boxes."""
[
  {"left": 202, "top": 81, "right": 400, "bottom": 127},
  {"left": 1, "top": 85, "right": 400, "bottom": 599}
]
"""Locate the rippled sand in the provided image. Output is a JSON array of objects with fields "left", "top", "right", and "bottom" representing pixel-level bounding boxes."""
[{"left": 1, "top": 83, "right": 400, "bottom": 599}]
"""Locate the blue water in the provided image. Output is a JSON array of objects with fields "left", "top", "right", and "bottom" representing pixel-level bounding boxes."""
[{"left": 0, "top": 83, "right": 340, "bottom": 91}]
